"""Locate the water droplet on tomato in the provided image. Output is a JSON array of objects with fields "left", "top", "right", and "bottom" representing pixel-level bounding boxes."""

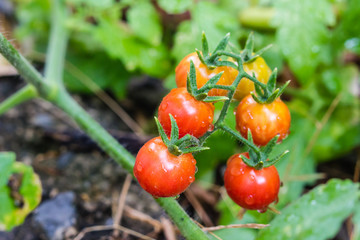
[
  {"left": 257, "top": 207, "right": 267, "bottom": 214},
  {"left": 207, "top": 124, "right": 214, "bottom": 131},
  {"left": 188, "top": 176, "right": 195, "bottom": 183},
  {"left": 200, "top": 121, "right": 206, "bottom": 127},
  {"left": 245, "top": 195, "right": 255, "bottom": 205},
  {"left": 136, "top": 165, "right": 143, "bottom": 172},
  {"left": 230, "top": 167, "right": 242, "bottom": 176}
]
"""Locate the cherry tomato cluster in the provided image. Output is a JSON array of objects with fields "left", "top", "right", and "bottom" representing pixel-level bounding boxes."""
[{"left": 134, "top": 34, "right": 291, "bottom": 212}]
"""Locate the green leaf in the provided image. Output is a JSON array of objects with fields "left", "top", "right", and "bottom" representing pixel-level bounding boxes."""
[
  {"left": 353, "top": 201, "right": 360, "bottom": 240},
  {"left": 0, "top": 153, "right": 42, "bottom": 231},
  {"left": 157, "top": 0, "right": 192, "bottom": 14},
  {"left": 172, "top": 1, "right": 240, "bottom": 63},
  {"left": 0, "top": 153, "right": 15, "bottom": 187},
  {"left": 64, "top": 48, "right": 131, "bottom": 99},
  {"left": 128, "top": 1, "right": 162, "bottom": 46},
  {"left": 257, "top": 179, "right": 359, "bottom": 240},
  {"left": 273, "top": 0, "right": 335, "bottom": 85},
  {"left": 93, "top": 18, "right": 170, "bottom": 77}
]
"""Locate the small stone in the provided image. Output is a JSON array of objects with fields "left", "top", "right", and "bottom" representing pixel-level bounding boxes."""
[{"left": 32, "top": 192, "right": 76, "bottom": 240}]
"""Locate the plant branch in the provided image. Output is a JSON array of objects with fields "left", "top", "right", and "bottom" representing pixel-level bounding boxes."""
[
  {"left": 44, "top": 0, "right": 69, "bottom": 84},
  {"left": 0, "top": 85, "right": 37, "bottom": 115}
]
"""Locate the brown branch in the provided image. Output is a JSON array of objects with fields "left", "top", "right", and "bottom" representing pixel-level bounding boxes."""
[
  {"left": 202, "top": 223, "right": 269, "bottom": 232},
  {"left": 185, "top": 189, "right": 214, "bottom": 227},
  {"left": 113, "top": 174, "right": 132, "bottom": 237},
  {"left": 73, "top": 225, "right": 155, "bottom": 240},
  {"left": 160, "top": 217, "right": 177, "bottom": 240}
]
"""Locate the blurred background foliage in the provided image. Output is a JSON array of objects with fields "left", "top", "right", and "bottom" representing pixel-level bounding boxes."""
[{"left": 5, "top": 0, "right": 360, "bottom": 238}]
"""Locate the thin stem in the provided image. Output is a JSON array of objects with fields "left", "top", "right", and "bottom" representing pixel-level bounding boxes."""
[
  {"left": 219, "top": 124, "right": 259, "bottom": 153},
  {"left": 0, "top": 33, "right": 57, "bottom": 99},
  {"left": 0, "top": 85, "right": 37, "bottom": 115},
  {"left": 44, "top": 0, "right": 69, "bottom": 84},
  {"left": 156, "top": 198, "right": 210, "bottom": 240}
]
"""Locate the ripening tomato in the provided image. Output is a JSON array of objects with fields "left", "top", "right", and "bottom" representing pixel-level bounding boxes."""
[
  {"left": 134, "top": 137, "right": 196, "bottom": 197},
  {"left": 158, "top": 87, "right": 214, "bottom": 138},
  {"left": 233, "top": 56, "right": 271, "bottom": 101},
  {"left": 224, "top": 153, "right": 280, "bottom": 210},
  {"left": 175, "top": 52, "right": 237, "bottom": 97},
  {"left": 235, "top": 94, "right": 291, "bottom": 146}
]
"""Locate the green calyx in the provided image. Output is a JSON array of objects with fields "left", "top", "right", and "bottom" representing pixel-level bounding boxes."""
[
  {"left": 155, "top": 115, "right": 209, "bottom": 156},
  {"left": 240, "top": 131, "right": 289, "bottom": 170},
  {"left": 250, "top": 68, "right": 291, "bottom": 104},
  {"left": 186, "top": 60, "right": 231, "bottom": 102}
]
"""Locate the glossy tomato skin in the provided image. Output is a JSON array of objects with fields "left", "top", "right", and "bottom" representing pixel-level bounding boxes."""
[
  {"left": 235, "top": 95, "right": 291, "bottom": 146},
  {"left": 224, "top": 153, "right": 280, "bottom": 210},
  {"left": 158, "top": 87, "right": 214, "bottom": 138},
  {"left": 134, "top": 137, "right": 196, "bottom": 197},
  {"left": 233, "top": 56, "right": 271, "bottom": 101},
  {"left": 175, "top": 52, "right": 237, "bottom": 97}
]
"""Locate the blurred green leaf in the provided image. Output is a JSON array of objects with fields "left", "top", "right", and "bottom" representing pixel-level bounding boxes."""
[
  {"left": 273, "top": 0, "right": 335, "bottom": 85},
  {"left": 93, "top": 18, "right": 170, "bottom": 77},
  {"left": 353, "top": 201, "right": 360, "bottom": 240},
  {"left": 257, "top": 179, "right": 359, "bottom": 240},
  {"left": 0, "top": 153, "right": 42, "bottom": 231},
  {"left": 172, "top": 1, "right": 240, "bottom": 63},
  {"left": 157, "top": 0, "right": 192, "bottom": 14},
  {"left": 333, "top": 0, "right": 360, "bottom": 54},
  {"left": 128, "top": 1, "right": 162, "bottom": 46},
  {"left": 64, "top": 47, "right": 132, "bottom": 99}
]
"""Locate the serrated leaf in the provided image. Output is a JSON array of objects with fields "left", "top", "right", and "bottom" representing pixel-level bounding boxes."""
[
  {"left": 257, "top": 179, "right": 359, "bottom": 240},
  {"left": 0, "top": 153, "right": 42, "bottom": 231},
  {"left": 157, "top": 0, "right": 192, "bottom": 14},
  {"left": 273, "top": 0, "right": 335, "bottom": 85},
  {"left": 128, "top": 1, "right": 162, "bottom": 46}
]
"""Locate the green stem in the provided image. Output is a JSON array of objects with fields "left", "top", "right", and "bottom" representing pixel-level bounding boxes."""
[
  {"left": 44, "top": 0, "right": 69, "bottom": 84},
  {"left": 156, "top": 198, "right": 210, "bottom": 240},
  {"left": 0, "top": 31, "right": 210, "bottom": 240},
  {"left": 0, "top": 85, "right": 37, "bottom": 115},
  {"left": 0, "top": 34, "right": 57, "bottom": 99},
  {"left": 239, "top": 7, "right": 276, "bottom": 31},
  {"left": 219, "top": 124, "right": 259, "bottom": 154}
]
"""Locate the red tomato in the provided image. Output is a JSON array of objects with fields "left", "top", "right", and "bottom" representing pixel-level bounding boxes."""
[
  {"left": 134, "top": 137, "right": 196, "bottom": 197},
  {"left": 175, "top": 52, "right": 237, "bottom": 97},
  {"left": 235, "top": 95, "right": 291, "bottom": 146},
  {"left": 158, "top": 87, "right": 214, "bottom": 138},
  {"left": 224, "top": 153, "right": 280, "bottom": 210}
]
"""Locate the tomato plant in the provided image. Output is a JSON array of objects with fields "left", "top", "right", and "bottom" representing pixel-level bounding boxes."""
[
  {"left": 133, "top": 137, "right": 197, "bottom": 198},
  {"left": 175, "top": 52, "right": 237, "bottom": 97},
  {"left": 158, "top": 87, "right": 215, "bottom": 138},
  {"left": 224, "top": 153, "right": 280, "bottom": 211},
  {"left": 235, "top": 94, "right": 291, "bottom": 146}
]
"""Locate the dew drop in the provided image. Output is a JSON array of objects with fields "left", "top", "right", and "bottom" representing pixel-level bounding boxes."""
[
  {"left": 245, "top": 195, "right": 255, "bottom": 205},
  {"left": 188, "top": 176, "right": 195, "bottom": 183},
  {"left": 230, "top": 167, "right": 242, "bottom": 176},
  {"left": 136, "top": 165, "right": 143, "bottom": 172},
  {"left": 257, "top": 207, "right": 267, "bottom": 214},
  {"left": 207, "top": 124, "right": 214, "bottom": 131}
]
